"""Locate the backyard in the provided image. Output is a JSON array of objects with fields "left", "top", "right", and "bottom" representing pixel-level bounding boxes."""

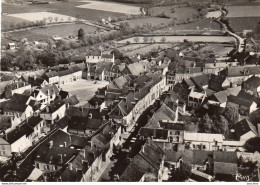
[{"left": 61, "top": 79, "right": 109, "bottom": 106}]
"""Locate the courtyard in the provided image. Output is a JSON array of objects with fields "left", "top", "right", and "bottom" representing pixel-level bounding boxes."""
[{"left": 61, "top": 79, "right": 109, "bottom": 106}]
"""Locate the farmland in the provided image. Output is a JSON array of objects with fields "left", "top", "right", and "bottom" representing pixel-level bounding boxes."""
[
  {"left": 227, "top": 17, "right": 260, "bottom": 33},
  {"left": 226, "top": 6, "right": 260, "bottom": 18},
  {"left": 117, "top": 35, "right": 236, "bottom": 44},
  {"left": 116, "top": 17, "right": 172, "bottom": 28},
  {"left": 149, "top": 5, "right": 199, "bottom": 23},
  {"left": 199, "top": 44, "right": 234, "bottom": 57},
  {"left": 124, "top": 43, "right": 173, "bottom": 55},
  {"left": 4, "top": 23, "right": 100, "bottom": 42}
]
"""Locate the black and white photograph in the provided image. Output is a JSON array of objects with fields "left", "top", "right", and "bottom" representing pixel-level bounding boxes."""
[{"left": 0, "top": 0, "right": 260, "bottom": 183}]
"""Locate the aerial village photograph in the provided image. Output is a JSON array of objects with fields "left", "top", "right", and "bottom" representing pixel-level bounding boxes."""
[{"left": 0, "top": 0, "right": 260, "bottom": 183}]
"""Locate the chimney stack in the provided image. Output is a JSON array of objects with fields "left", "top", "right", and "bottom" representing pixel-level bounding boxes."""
[
  {"left": 46, "top": 106, "right": 49, "bottom": 113},
  {"left": 64, "top": 142, "right": 66, "bottom": 147}
]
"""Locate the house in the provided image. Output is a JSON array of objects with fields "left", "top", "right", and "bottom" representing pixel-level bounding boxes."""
[
  {"left": 40, "top": 100, "right": 67, "bottom": 126},
  {"left": 174, "top": 67, "right": 203, "bottom": 83},
  {"left": 33, "top": 129, "right": 87, "bottom": 174},
  {"left": 21, "top": 69, "right": 45, "bottom": 83},
  {"left": 85, "top": 53, "right": 115, "bottom": 64},
  {"left": 29, "top": 78, "right": 49, "bottom": 88},
  {"left": 0, "top": 123, "right": 34, "bottom": 156},
  {"left": 213, "top": 151, "right": 238, "bottom": 177},
  {"left": 145, "top": 103, "right": 178, "bottom": 128},
  {"left": 31, "top": 85, "right": 60, "bottom": 104},
  {"left": 207, "top": 86, "right": 241, "bottom": 108},
  {"left": 166, "top": 71, "right": 175, "bottom": 85},
  {"left": 128, "top": 139, "right": 165, "bottom": 182},
  {"left": 190, "top": 74, "right": 210, "bottom": 91},
  {"left": 50, "top": 115, "right": 70, "bottom": 132},
  {"left": 68, "top": 65, "right": 82, "bottom": 81},
  {"left": 183, "top": 132, "right": 224, "bottom": 151},
  {"left": 25, "top": 116, "right": 45, "bottom": 144},
  {"left": 187, "top": 89, "right": 206, "bottom": 109},
  {"left": 226, "top": 95, "right": 257, "bottom": 116},
  {"left": 122, "top": 63, "right": 146, "bottom": 76},
  {"left": 208, "top": 74, "right": 230, "bottom": 92},
  {"left": 58, "top": 69, "right": 73, "bottom": 86},
  {"left": 1, "top": 93, "right": 34, "bottom": 123},
  {"left": 242, "top": 75, "right": 260, "bottom": 98},
  {"left": 42, "top": 71, "right": 59, "bottom": 84},
  {"left": 4, "top": 81, "right": 31, "bottom": 99},
  {"left": 67, "top": 108, "right": 104, "bottom": 136},
  {"left": 165, "top": 150, "right": 213, "bottom": 171},
  {"left": 8, "top": 43, "right": 16, "bottom": 50},
  {"left": 232, "top": 119, "right": 258, "bottom": 142}
]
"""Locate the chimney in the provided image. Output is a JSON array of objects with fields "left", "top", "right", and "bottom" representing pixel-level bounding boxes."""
[
  {"left": 47, "top": 89, "right": 50, "bottom": 95},
  {"left": 81, "top": 107, "right": 84, "bottom": 112},
  {"left": 49, "top": 140, "right": 53, "bottom": 148},
  {"left": 188, "top": 68, "right": 191, "bottom": 73},
  {"left": 46, "top": 106, "right": 49, "bottom": 113},
  {"left": 80, "top": 149, "right": 86, "bottom": 158},
  {"left": 141, "top": 145, "right": 145, "bottom": 153},
  {"left": 64, "top": 142, "right": 66, "bottom": 147},
  {"left": 34, "top": 76, "right": 37, "bottom": 81},
  {"left": 16, "top": 83, "right": 19, "bottom": 89},
  {"left": 23, "top": 82, "right": 26, "bottom": 86}
]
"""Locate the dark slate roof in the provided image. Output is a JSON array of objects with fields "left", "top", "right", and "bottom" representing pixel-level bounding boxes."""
[
  {"left": 50, "top": 115, "right": 70, "bottom": 130},
  {"left": 62, "top": 95, "right": 79, "bottom": 106},
  {"left": 87, "top": 96, "right": 104, "bottom": 106},
  {"left": 4, "top": 123, "right": 34, "bottom": 144},
  {"left": 58, "top": 69, "right": 73, "bottom": 77},
  {"left": 59, "top": 90, "right": 70, "bottom": 99},
  {"left": 237, "top": 91, "right": 260, "bottom": 105},
  {"left": 26, "top": 116, "right": 43, "bottom": 128},
  {"left": 40, "top": 85, "right": 59, "bottom": 96},
  {"left": 68, "top": 116, "right": 103, "bottom": 131},
  {"left": 233, "top": 118, "right": 258, "bottom": 139},
  {"left": 213, "top": 151, "right": 237, "bottom": 163},
  {"left": 42, "top": 100, "right": 65, "bottom": 113},
  {"left": 191, "top": 74, "right": 210, "bottom": 90},
  {"left": 44, "top": 71, "right": 59, "bottom": 78},
  {"left": 159, "top": 122, "right": 185, "bottom": 130},
  {"left": 0, "top": 74, "right": 16, "bottom": 81},
  {"left": 68, "top": 65, "right": 81, "bottom": 73},
  {"left": 30, "top": 78, "right": 46, "bottom": 87},
  {"left": 227, "top": 95, "right": 254, "bottom": 107},
  {"left": 138, "top": 141, "right": 165, "bottom": 170},
  {"left": 244, "top": 75, "right": 260, "bottom": 88},
  {"left": 67, "top": 107, "right": 101, "bottom": 119},
  {"left": 6, "top": 81, "right": 30, "bottom": 90},
  {"left": 176, "top": 67, "right": 202, "bottom": 74},
  {"left": 225, "top": 66, "right": 260, "bottom": 77},
  {"left": 102, "top": 54, "right": 114, "bottom": 59},
  {"left": 120, "top": 161, "right": 145, "bottom": 182},
  {"left": 2, "top": 93, "right": 31, "bottom": 112}
]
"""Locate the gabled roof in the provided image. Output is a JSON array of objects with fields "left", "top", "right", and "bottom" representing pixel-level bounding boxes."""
[
  {"left": 145, "top": 103, "right": 177, "bottom": 128},
  {"left": 41, "top": 100, "right": 65, "bottom": 114},
  {"left": 4, "top": 123, "right": 34, "bottom": 144},
  {"left": 2, "top": 93, "right": 31, "bottom": 112},
  {"left": 6, "top": 81, "right": 30, "bottom": 90},
  {"left": 120, "top": 161, "right": 146, "bottom": 182},
  {"left": 126, "top": 63, "right": 145, "bottom": 76},
  {"left": 44, "top": 71, "right": 59, "bottom": 78},
  {"left": 68, "top": 116, "right": 103, "bottom": 131},
  {"left": 40, "top": 85, "right": 59, "bottom": 96},
  {"left": 62, "top": 95, "right": 79, "bottom": 106},
  {"left": 227, "top": 95, "right": 254, "bottom": 107},
  {"left": 58, "top": 69, "right": 73, "bottom": 77},
  {"left": 139, "top": 127, "right": 168, "bottom": 140},
  {"left": 214, "top": 151, "right": 237, "bottom": 163},
  {"left": 138, "top": 141, "right": 165, "bottom": 170},
  {"left": 25, "top": 116, "right": 43, "bottom": 128},
  {"left": 244, "top": 75, "right": 260, "bottom": 88},
  {"left": 59, "top": 90, "right": 70, "bottom": 99},
  {"left": 191, "top": 74, "right": 210, "bottom": 90},
  {"left": 22, "top": 69, "right": 45, "bottom": 82},
  {"left": 233, "top": 118, "right": 258, "bottom": 139}
]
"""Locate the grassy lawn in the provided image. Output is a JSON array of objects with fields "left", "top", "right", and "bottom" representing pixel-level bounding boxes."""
[
  {"left": 6, "top": 23, "right": 100, "bottom": 42},
  {"left": 150, "top": 5, "right": 199, "bottom": 23},
  {"left": 61, "top": 79, "right": 109, "bottom": 106},
  {"left": 116, "top": 17, "right": 172, "bottom": 28},
  {"left": 125, "top": 43, "right": 173, "bottom": 55},
  {"left": 227, "top": 17, "right": 260, "bottom": 33}
]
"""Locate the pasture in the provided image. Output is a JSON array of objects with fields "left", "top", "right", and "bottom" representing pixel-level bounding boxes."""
[
  {"left": 125, "top": 43, "right": 173, "bottom": 55},
  {"left": 226, "top": 6, "right": 260, "bottom": 18},
  {"left": 199, "top": 44, "right": 234, "bottom": 57},
  {"left": 61, "top": 79, "right": 109, "bottom": 106},
  {"left": 116, "top": 17, "right": 172, "bottom": 28},
  {"left": 150, "top": 5, "right": 199, "bottom": 23},
  {"left": 117, "top": 35, "right": 236, "bottom": 44},
  {"left": 76, "top": 0, "right": 141, "bottom": 15},
  {"left": 227, "top": 17, "right": 260, "bottom": 33},
  {"left": 6, "top": 23, "right": 99, "bottom": 42}
]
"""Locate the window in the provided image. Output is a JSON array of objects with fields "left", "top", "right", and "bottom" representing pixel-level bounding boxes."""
[
  {"left": 203, "top": 145, "right": 206, "bottom": 149},
  {"left": 36, "top": 163, "right": 39, "bottom": 168},
  {"left": 1, "top": 145, "right": 4, "bottom": 150},
  {"left": 54, "top": 166, "right": 57, "bottom": 170},
  {"left": 46, "top": 165, "right": 50, "bottom": 170},
  {"left": 2, "top": 151, "right": 5, "bottom": 155}
]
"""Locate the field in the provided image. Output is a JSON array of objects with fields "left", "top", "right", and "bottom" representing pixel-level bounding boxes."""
[
  {"left": 116, "top": 17, "right": 172, "bottom": 28},
  {"left": 5, "top": 23, "right": 99, "bottom": 42},
  {"left": 199, "top": 44, "right": 234, "bottom": 57},
  {"left": 2, "top": 1, "right": 125, "bottom": 28},
  {"left": 150, "top": 5, "right": 199, "bottom": 23},
  {"left": 61, "top": 79, "right": 109, "bottom": 106},
  {"left": 226, "top": 6, "right": 260, "bottom": 18},
  {"left": 117, "top": 36, "right": 236, "bottom": 44},
  {"left": 76, "top": 0, "right": 141, "bottom": 15},
  {"left": 206, "top": 11, "right": 222, "bottom": 19},
  {"left": 7, "top": 12, "right": 77, "bottom": 23},
  {"left": 124, "top": 43, "right": 173, "bottom": 55},
  {"left": 227, "top": 17, "right": 260, "bottom": 33}
]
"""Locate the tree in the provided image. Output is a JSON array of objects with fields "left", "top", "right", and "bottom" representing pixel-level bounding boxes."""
[
  {"left": 199, "top": 113, "right": 213, "bottom": 133},
  {"left": 134, "top": 37, "right": 140, "bottom": 43},
  {"left": 168, "top": 163, "right": 192, "bottom": 182},
  {"left": 1, "top": 55, "right": 13, "bottom": 70},
  {"left": 161, "top": 37, "right": 166, "bottom": 42},
  {"left": 78, "top": 28, "right": 85, "bottom": 40},
  {"left": 47, "top": 16, "right": 53, "bottom": 24},
  {"left": 143, "top": 37, "right": 148, "bottom": 43},
  {"left": 54, "top": 17, "right": 59, "bottom": 23},
  {"left": 244, "top": 137, "right": 260, "bottom": 153},
  {"left": 223, "top": 107, "right": 239, "bottom": 127}
]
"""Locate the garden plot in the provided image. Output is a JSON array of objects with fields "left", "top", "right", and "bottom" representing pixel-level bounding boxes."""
[
  {"left": 7, "top": 12, "right": 77, "bottom": 23},
  {"left": 76, "top": 1, "right": 141, "bottom": 15}
]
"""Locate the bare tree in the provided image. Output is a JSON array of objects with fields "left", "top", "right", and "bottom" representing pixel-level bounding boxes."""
[
  {"left": 47, "top": 16, "right": 53, "bottom": 24},
  {"left": 54, "top": 17, "right": 59, "bottom": 23},
  {"left": 134, "top": 37, "right": 139, "bottom": 43},
  {"left": 161, "top": 37, "right": 166, "bottom": 43}
]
